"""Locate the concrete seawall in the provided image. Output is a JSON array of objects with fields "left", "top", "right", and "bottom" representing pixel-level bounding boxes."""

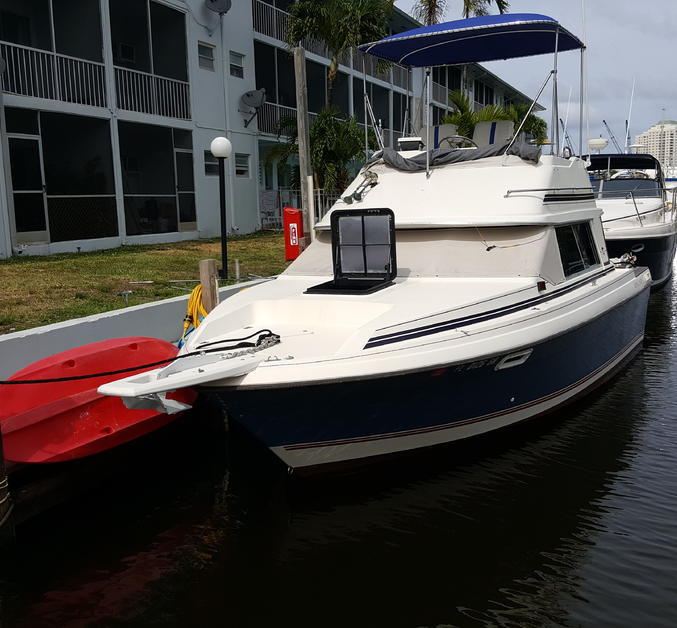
[{"left": 0, "top": 278, "right": 270, "bottom": 379}]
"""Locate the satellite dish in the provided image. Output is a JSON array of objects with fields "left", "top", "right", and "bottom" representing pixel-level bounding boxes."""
[
  {"left": 241, "top": 89, "right": 266, "bottom": 109},
  {"left": 240, "top": 89, "right": 266, "bottom": 128},
  {"left": 205, "top": 0, "right": 232, "bottom": 15}
]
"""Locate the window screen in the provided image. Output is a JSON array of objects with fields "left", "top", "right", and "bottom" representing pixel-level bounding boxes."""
[{"left": 555, "top": 222, "right": 599, "bottom": 278}]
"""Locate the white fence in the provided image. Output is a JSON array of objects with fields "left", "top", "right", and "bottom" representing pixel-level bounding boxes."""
[
  {"left": 0, "top": 41, "right": 106, "bottom": 108},
  {"left": 260, "top": 188, "right": 340, "bottom": 230}
]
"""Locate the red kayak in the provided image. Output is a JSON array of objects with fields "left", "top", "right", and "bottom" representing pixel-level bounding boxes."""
[{"left": 0, "top": 337, "right": 196, "bottom": 464}]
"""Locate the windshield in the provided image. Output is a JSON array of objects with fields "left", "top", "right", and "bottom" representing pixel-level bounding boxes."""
[{"left": 591, "top": 178, "right": 662, "bottom": 199}]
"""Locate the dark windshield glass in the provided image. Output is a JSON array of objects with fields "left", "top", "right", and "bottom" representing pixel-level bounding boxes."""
[{"left": 594, "top": 178, "right": 661, "bottom": 199}]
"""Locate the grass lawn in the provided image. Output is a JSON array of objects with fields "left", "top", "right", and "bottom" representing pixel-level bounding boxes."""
[{"left": 0, "top": 232, "right": 288, "bottom": 335}]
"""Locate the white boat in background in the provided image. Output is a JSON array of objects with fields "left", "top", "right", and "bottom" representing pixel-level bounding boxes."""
[
  {"left": 99, "top": 14, "right": 652, "bottom": 472},
  {"left": 588, "top": 153, "right": 677, "bottom": 288}
]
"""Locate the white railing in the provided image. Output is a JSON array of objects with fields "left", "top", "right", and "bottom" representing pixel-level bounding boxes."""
[
  {"left": 392, "top": 64, "right": 408, "bottom": 89},
  {"left": 115, "top": 67, "right": 190, "bottom": 119},
  {"left": 253, "top": 0, "right": 291, "bottom": 42},
  {"left": 252, "top": 0, "right": 330, "bottom": 58},
  {"left": 353, "top": 49, "right": 390, "bottom": 81},
  {"left": 258, "top": 101, "right": 298, "bottom": 134},
  {"left": 432, "top": 81, "right": 448, "bottom": 104},
  {"left": 0, "top": 41, "right": 106, "bottom": 107},
  {"left": 314, "top": 188, "right": 340, "bottom": 222}
]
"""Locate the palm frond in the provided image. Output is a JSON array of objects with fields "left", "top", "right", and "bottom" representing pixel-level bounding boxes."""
[{"left": 413, "top": 0, "right": 448, "bottom": 26}]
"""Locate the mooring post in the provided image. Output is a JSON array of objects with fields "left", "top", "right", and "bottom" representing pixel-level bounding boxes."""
[
  {"left": 199, "top": 258, "right": 220, "bottom": 314},
  {"left": 0, "top": 429, "right": 14, "bottom": 547}
]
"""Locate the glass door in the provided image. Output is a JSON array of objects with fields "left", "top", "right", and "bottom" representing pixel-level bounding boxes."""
[{"left": 8, "top": 136, "right": 48, "bottom": 243}]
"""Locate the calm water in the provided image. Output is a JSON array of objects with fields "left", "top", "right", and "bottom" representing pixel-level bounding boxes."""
[{"left": 2, "top": 281, "right": 677, "bottom": 627}]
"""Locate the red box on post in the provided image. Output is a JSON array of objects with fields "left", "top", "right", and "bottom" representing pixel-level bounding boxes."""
[{"left": 283, "top": 206, "right": 304, "bottom": 261}]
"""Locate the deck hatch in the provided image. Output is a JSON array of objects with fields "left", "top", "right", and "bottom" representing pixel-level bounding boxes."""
[{"left": 305, "top": 208, "right": 397, "bottom": 295}]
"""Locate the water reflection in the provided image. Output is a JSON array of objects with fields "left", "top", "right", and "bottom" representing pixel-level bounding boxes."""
[{"left": 2, "top": 283, "right": 677, "bottom": 628}]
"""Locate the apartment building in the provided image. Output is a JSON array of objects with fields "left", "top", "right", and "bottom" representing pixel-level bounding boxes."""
[
  {"left": 635, "top": 120, "right": 677, "bottom": 172},
  {"left": 0, "top": 0, "right": 537, "bottom": 259}
]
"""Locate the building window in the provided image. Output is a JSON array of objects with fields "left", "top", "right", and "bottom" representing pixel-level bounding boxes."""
[
  {"left": 235, "top": 153, "right": 250, "bottom": 178},
  {"left": 555, "top": 222, "right": 599, "bottom": 278},
  {"left": 198, "top": 42, "right": 215, "bottom": 71},
  {"left": 204, "top": 150, "right": 219, "bottom": 176},
  {"left": 230, "top": 51, "right": 244, "bottom": 78}
]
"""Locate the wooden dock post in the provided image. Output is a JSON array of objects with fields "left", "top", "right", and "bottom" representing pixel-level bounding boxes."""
[
  {"left": 0, "top": 430, "right": 14, "bottom": 547},
  {"left": 199, "top": 259, "right": 220, "bottom": 313}
]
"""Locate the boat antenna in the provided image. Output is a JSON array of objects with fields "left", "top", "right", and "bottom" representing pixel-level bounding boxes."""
[
  {"left": 425, "top": 67, "right": 431, "bottom": 178},
  {"left": 625, "top": 77, "right": 635, "bottom": 152},
  {"left": 581, "top": 0, "right": 589, "bottom": 160}
]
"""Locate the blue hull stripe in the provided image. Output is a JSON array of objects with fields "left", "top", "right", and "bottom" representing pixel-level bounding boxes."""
[
  {"left": 364, "top": 266, "right": 616, "bottom": 349},
  {"left": 284, "top": 332, "right": 643, "bottom": 451}
]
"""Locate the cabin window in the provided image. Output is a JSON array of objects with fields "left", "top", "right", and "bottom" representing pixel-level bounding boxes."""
[{"left": 555, "top": 222, "right": 599, "bottom": 278}]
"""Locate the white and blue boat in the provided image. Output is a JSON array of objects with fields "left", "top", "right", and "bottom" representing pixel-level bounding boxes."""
[
  {"left": 588, "top": 153, "right": 677, "bottom": 288},
  {"left": 100, "top": 14, "right": 651, "bottom": 472}
]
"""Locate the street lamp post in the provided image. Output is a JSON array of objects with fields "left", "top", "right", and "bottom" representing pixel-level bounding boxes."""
[{"left": 210, "top": 136, "right": 233, "bottom": 279}]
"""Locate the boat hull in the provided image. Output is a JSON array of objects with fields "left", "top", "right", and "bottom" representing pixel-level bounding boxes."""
[
  {"left": 215, "top": 285, "right": 650, "bottom": 471},
  {"left": 606, "top": 232, "right": 677, "bottom": 288}
]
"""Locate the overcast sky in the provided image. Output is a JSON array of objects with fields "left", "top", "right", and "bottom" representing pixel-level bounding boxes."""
[{"left": 395, "top": 0, "right": 676, "bottom": 151}]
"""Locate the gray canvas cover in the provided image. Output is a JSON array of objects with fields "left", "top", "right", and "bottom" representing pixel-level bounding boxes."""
[{"left": 372, "top": 141, "right": 541, "bottom": 172}]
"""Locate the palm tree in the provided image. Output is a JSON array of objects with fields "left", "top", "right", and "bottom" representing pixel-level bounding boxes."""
[
  {"left": 442, "top": 90, "right": 547, "bottom": 143},
  {"left": 287, "top": 0, "right": 395, "bottom": 105},
  {"left": 461, "top": 0, "right": 509, "bottom": 19},
  {"left": 413, "top": 0, "right": 509, "bottom": 25},
  {"left": 267, "top": 108, "right": 377, "bottom": 192}
]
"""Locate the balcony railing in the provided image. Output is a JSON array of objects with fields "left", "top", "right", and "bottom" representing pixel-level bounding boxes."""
[
  {"left": 432, "top": 81, "right": 448, "bottom": 105},
  {"left": 253, "top": 1, "right": 406, "bottom": 86},
  {"left": 253, "top": 0, "right": 290, "bottom": 43},
  {"left": 0, "top": 41, "right": 106, "bottom": 108},
  {"left": 115, "top": 67, "right": 190, "bottom": 120},
  {"left": 392, "top": 64, "right": 408, "bottom": 89},
  {"left": 258, "top": 101, "right": 297, "bottom": 135}
]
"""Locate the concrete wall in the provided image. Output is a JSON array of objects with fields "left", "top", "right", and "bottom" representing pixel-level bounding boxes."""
[{"left": 0, "top": 278, "right": 270, "bottom": 379}]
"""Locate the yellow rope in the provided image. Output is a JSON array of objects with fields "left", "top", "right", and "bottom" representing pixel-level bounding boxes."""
[{"left": 179, "top": 284, "right": 208, "bottom": 346}]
